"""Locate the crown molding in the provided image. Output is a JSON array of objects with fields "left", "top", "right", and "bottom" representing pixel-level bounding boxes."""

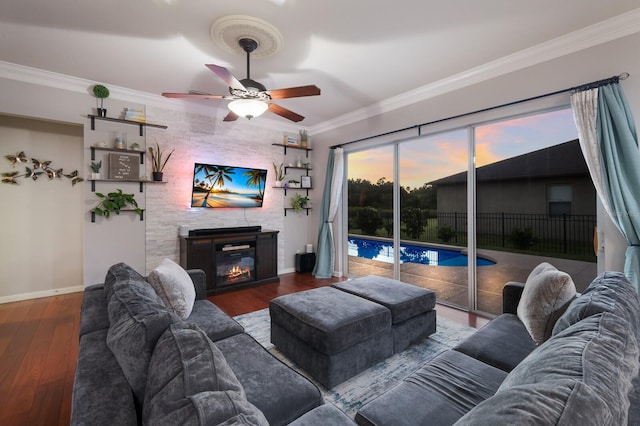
[
  {"left": 311, "top": 7, "right": 640, "bottom": 135},
  {"left": 2, "top": 8, "right": 639, "bottom": 136}
]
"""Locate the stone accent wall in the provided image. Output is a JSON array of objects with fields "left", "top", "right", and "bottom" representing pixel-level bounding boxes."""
[{"left": 144, "top": 106, "right": 287, "bottom": 274}]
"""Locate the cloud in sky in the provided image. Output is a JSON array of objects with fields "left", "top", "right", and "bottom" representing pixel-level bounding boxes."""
[{"left": 349, "top": 108, "right": 578, "bottom": 189}]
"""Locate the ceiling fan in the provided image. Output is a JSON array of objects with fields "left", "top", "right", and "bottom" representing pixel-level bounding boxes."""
[{"left": 162, "top": 38, "right": 320, "bottom": 122}]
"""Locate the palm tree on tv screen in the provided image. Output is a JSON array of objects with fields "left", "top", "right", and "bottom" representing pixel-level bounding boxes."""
[
  {"left": 243, "top": 168, "right": 266, "bottom": 200},
  {"left": 194, "top": 164, "right": 234, "bottom": 207}
]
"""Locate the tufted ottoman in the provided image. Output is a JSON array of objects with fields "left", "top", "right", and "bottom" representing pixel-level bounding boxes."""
[
  {"left": 270, "top": 286, "right": 393, "bottom": 388},
  {"left": 332, "top": 276, "right": 436, "bottom": 353}
]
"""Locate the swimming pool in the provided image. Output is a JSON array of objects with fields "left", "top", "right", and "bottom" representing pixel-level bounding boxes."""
[{"left": 348, "top": 237, "right": 496, "bottom": 267}]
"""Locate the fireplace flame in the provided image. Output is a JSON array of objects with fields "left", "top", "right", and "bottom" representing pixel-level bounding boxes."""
[{"left": 228, "top": 265, "right": 251, "bottom": 281}]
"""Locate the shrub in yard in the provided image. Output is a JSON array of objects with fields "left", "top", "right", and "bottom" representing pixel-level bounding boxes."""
[
  {"left": 402, "top": 207, "right": 426, "bottom": 239},
  {"left": 437, "top": 225, "right": 456, "bottom": 243},
  {"left": 357, "top": 206, "right": 384, "bottom": 235},
  {"left": 510, "top": 227, "right": 535, "bottom": 249}
]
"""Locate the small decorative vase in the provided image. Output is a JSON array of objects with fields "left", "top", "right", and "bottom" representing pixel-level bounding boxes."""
[
  {"left": 275, "top": 180, "right": 284, "bottom": 187},
  {"left": 114, "top": 137, "right": 125, "bottom": 150},
  {"left": 152, "top": 172, "right": 163, "bottom": 182},
  {"left": 91, "top": 173, "right": 101, "bottom": 180},
  {"left": 97, "top": 108, "right": 107, "bottom": 117}
]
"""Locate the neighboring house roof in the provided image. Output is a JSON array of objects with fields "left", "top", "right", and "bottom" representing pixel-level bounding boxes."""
[{"left": 431, "top": 139, "right": 587, "bottom": 185}]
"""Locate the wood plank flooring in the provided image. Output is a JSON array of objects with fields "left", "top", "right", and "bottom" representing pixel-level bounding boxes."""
[{"left": 0, "top": 272, "right": 489, "bottom": 425}]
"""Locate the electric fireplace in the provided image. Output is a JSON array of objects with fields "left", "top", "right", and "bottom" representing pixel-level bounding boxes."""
[{"left": 216, "top": 247, "right": 256, "bottom": 287}]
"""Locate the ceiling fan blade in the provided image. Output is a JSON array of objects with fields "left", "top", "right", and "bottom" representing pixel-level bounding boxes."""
[
  {"left": 162, "top": 92, "right": 228, "bottom": 99},
  {"left": 267, "top": 85, "right": 321, "bottom": 100},
  {"left": 268, "top": 103, "right": 304, "bottom": 122},
  {"left": 223, "top": 111, "right": 239, "bottom": 122},
  {"left": 206, "top": 64, "right": 246, "bottom": 91}
]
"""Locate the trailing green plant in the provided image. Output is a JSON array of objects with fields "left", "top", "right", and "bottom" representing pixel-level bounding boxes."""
[
  {"left": 92, "top": 189, "right": 142, "bottom": 219},
  {"left": 290, "top": 193, "right": 310, "bottom": 212},
  {"left": 272, "top": 162, "right": 286, "bottom": 181},
  {"left": 90, "top": 160, "right": 102, "bottom": 173},
  {"left": 148, "top": 142, "right": 175, "bottom": 172}
]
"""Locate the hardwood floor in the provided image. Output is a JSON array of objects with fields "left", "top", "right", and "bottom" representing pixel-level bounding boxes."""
[{"left": 0, "top": 272, "right": 490, "bottom": 426}]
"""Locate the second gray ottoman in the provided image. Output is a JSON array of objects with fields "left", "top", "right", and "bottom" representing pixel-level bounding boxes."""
[
  {"left": 270, "top": 286, "right": 393, "bottom": 388},
  {"left": 333, "top": 276, "right": 436, "bottom": 353}
]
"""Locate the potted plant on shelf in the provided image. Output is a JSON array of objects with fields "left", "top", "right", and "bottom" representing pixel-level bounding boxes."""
[
  {"left": 290, "top": 193, "right": 310, "bottom": 212},
  {"left": 273, "top": 162, "right": 286, "bottom": 187},
  {"left": 287, "top": 179, "right": 301, "bottom": 189},
  {"left": 92, "top": 189, "right": 143, "bottom": 219},
  {"left": 148, "top": 142, "right": 175, "bottom": 181},
  {"left": 90, "top": 160, "right": 102, "bottom": 180},
  {"left": 92, "top": 84, "right": 110, "bottom": 117}
]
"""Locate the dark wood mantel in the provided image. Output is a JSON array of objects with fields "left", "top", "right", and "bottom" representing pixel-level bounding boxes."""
[{"left": 180, "top": 228, "right": 279, "bottom": 295}]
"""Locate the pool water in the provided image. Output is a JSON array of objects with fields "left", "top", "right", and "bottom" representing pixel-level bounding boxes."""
[{"left": 348, "top": 237, "right": 496, "bottom": 267}]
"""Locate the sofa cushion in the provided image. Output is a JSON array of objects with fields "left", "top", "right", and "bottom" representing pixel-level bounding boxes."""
[
  {"left": 103, "top": 262, "right": 145, "bottom": 303},
  {"left": 287, "top": 404, "right": 355, "bottom": 426},
  {"left": 143, "top": 322, "right": 268, "bottom": 426},
  {"left": 79, "top": 285, "right": 109, "bottom": 336},
  {"left": 517, "top": 263, "right": 576, "bottom": 344},
  {"left": 187, "top": 300, "right": 244, "bottom": 342},
  {"left": 147, "top": 258, "right": 196, "bottom": 319},
  {"left": 106, "top": 278, "right": 180, "bottom": 404},
  {"left": 553, "top": 271, "right": 640, "bottom": 338},
  {"left": 355, "top": 350, "right": 507, "bottom": 426},
  {"left": 215, "top": 332, "right": 322, "bottom": 426},
  {"left": 71, "top": 329, "right": 138, "bottom": 426},
  {"left": 499, "top": 312, "right": 639, "bottom": 426},
  {"left": 453, "top": 313, "right": 536, "bottom": 372},
  {"left": 455, "top": 379, "right": 612, "bottom": 426}
]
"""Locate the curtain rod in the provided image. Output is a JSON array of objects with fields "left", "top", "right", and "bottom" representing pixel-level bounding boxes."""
[{"left": 331, "top": 72, "right": 629, "bottom": 149}]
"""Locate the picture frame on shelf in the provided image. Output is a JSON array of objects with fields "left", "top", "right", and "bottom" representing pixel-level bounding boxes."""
[
  {"left": 301, "top": 175, "right": 312, "bottom": 188},
  {"left": 284, "top": 134, "right": 299, "bottom": 146}
]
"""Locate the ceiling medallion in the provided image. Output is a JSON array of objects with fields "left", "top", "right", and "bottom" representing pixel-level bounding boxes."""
[{"left": 211, "top": 15, "right": 284, "bottom": 58}]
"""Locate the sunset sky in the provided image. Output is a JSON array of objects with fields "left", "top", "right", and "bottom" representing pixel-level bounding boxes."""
[{"left": 348, "top": 108, "right": 579, "bottom": 189}]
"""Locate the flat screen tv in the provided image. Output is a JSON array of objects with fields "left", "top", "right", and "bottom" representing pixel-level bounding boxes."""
[{"left": 191, "top": 163, "right": 267, "bottom": 208}]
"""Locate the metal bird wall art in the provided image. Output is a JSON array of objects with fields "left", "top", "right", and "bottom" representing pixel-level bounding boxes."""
[{"left": 2, "top": 152, "right": 83, "bottom": 186}]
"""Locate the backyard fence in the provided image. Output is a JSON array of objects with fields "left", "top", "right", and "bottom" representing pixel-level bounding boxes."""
[
  {"left": 349, "top": 206, "right": 597, "bottom": 260},
  {"left": 434, "top": 212, "right": 596, "bottom": 259}
]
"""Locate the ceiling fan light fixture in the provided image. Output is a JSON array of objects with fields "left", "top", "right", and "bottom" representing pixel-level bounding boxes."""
[{"left": 228, "top": 98, "right": 268, "bottom": 119}]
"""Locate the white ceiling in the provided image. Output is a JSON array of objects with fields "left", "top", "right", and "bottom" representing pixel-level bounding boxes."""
[{"left": 1, "top": 0, "right": 639, "bottom": 130}]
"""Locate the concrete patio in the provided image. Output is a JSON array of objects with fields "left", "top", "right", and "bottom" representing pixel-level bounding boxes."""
[{"left": 348, "top": 249, "right": 597, "bottom": 316}]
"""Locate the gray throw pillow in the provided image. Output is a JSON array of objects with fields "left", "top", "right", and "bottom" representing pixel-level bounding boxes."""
[
  {"left": 103, "top": 262, "right": 145, "bottom": 303},
  {"left": 143, "top": 322, "right": 269, "bottom": 426},
  {"left": 106, "top": 278, "right": 180, "bottom": 404},
  {"left": 553, "top": 271, "right": 640, "bottom": 338},
  {"left": 499, "top": 313, "right": 638, "bottom": 426},
  {"left": 147, "top": 258, "right": 196, "bottom": 319},
  {"left": 517, "top": 263, "right": 576, "bottom": 344}
]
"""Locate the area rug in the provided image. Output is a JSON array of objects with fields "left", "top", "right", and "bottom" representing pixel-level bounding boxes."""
[{"left": 234, "top": 308, "right": 477, "bottom": 418}]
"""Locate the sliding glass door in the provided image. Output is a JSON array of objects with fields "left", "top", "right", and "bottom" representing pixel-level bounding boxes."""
[
  {"left": 345, "top": 107, "right": 597, "bottom": 315},
  {"left": 397, "top": 130, "right": 470, "bottom": 309},
  {"left": 473, "top": 109, "right": 596, "bottom": 314}
]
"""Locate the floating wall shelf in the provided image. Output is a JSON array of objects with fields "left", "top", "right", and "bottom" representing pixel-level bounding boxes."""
[{"left": 88, "top": 115, "right": 168, "bottom": 136}]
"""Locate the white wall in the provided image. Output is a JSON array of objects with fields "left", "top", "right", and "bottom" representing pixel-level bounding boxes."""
[
  {"left": 0, "top": 73, "right": 312, "bottom": 300},
  {"left": 0, "top": 115, "right": 84, "bottom": 301}
]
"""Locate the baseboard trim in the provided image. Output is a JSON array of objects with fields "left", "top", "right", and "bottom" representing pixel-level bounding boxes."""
[{"left": 0, "top": 285, "right": 84, "bottom": 304}]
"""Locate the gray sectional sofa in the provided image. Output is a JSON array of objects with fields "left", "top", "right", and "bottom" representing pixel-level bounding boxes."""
[
  {"left": 71, "top": 262, "right": 353, "bottom": 426},
  {"left": 356, "top": 270, "right": 640, "bottom": 426}
]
